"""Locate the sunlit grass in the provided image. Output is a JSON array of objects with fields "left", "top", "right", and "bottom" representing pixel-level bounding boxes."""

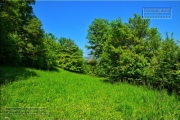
[{"left": 0, "top": 66, "right": 179, "bottom": 119}]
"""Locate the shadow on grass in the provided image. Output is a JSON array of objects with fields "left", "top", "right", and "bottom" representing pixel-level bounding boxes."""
[
  {"left": 101, "top": 78, "right": 114, "bottom": 84},
  {"left": 101, "top": 77, "right": 125, "bottom": 85},
  {"left": 38, "top": 66, "right": 60, "bottom": 72},
  {"left": 101, "top": 77, "right": 180, "bottom": 99},
  {"left": 0, "top": 66, "right": 39, "bottom": 85}
]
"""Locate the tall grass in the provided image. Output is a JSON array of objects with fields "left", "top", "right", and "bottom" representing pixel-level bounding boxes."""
[{"left": 0, "top": 66, "right": 179, "bottom": 119}]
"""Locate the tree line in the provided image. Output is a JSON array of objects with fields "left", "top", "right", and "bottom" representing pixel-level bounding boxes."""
[
  {"left": 86, "top": 14, "right": 180, "bottom": 95},
  {"left": 0, "top": 0, "right": 179, "bottom": 95},
  {"left": 0, "top": 0, "right": 87, "bottom": 73}
]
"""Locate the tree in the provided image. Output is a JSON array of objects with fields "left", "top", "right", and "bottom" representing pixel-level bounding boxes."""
[
  {"left": 91, "top": 15, "right": 151, "bottom": 82},
  {"left": 154, "top": 33, "right": 180, "bottom": 93},
  {"left": 0, "top": 0, "right": 43, "bottom": 67},
  {"left": 21, "top": 17, "right": 44, "bottom": 67},
  {"left": 0, "top": 0, "right": 24, "bottom": 65},
  {"left": 128, "top": 14, "right": 149, "bottom": 40},
  {"left": 33, "top": 33, "right": 59, "bottom": 69},
  {"left": 58, "top": 38, "right": 87, "bottom": 73},
  {"left": 86, "top": 19, "right": 109, "bottom": 58}
]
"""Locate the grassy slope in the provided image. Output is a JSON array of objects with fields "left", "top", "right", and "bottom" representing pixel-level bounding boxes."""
[{"left": 0, "top": 66, "right": 179, "bottom": 120}]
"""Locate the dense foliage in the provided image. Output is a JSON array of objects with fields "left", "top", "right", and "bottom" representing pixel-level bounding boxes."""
[
  {"left": 0, "top": 0, "right": 86, "bottom": 72},
  {"left": 86, "top": 14, "right": 180, "bottom": 94},
  {"left": 58, "top": 37, "right": 88, "bottom": 73}
]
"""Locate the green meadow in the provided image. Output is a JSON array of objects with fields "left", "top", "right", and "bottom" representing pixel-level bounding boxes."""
[{"left": 0, "top": 66, "right": 179, "bottom": 119}]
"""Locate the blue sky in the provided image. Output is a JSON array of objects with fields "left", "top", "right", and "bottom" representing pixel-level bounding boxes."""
[{"left": 32, "top": 1, "right": 180, "bottom": 57}]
